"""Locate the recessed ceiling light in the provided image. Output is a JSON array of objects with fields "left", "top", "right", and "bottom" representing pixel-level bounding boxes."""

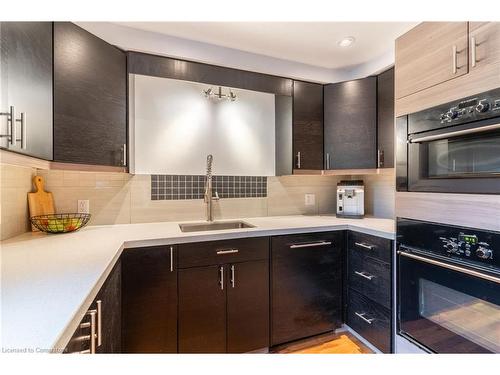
[{"left": 338, "top": 36, "right": 355, "bottom": 48}]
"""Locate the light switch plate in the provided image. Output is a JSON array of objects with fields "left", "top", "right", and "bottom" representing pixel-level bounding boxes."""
[
  {"left": 305, "top": 194, "right": 316, "bottom": 206},
  {"left": 78, "top": 200, "right": 90, "bottom": 214}
]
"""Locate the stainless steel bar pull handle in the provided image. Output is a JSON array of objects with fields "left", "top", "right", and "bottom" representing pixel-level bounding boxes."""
[
  {"left": 0, "top": 106, "right": 15, "bottom": 145},
  {"left": 219, "top": 266, "right": 224, "bottom": 290},
  {"left": 452, "top": 45, "right": 458, "bottom": 74},
  {"left": 216, "top": 249, "right": 239, "bottom": 255},
  {"left": 410, "top": 123, "right": 500, "bottom": 143},
  {"left": 377, "top": 149, "right": 384, "bottom": 168},
  {"left": 354, "top": 270, "right": 375, "bottom": 280},
  {"left": 170, "top": 246, "right": 174, "bottom": 272},
  {"left": 16, "top": 112, "right": 27, "bottom": 149},
  {"left": 398, "top": 251, "right": 500, "bottom": 284},
  {"left": 230, "top": 265, "right": 235, "bottom": 288},
  {"left": 89, "top": 311, "right": 96, "bottom": 354},
  {"left": 290, "top": 241, "right": 332, "bottom": 249},
  {"left": 96, "top": 300, "right": 102, "bottom": 347},
  {"left": 355, "top": 242, "right": 374, "bottom": 250},
  {"left": 122, "top": 144, "right": 127, "bottom": 166},
  {"left": 326, "top": 153, "right": 330, "bottom": 170},
  {"left": 297, "top": 152, "right": 301, "bottom": 169},
  {"left": 355, "top": 312, "right": 374, "bottom": 324},
  {"left": 471, "top": 36, "right": 477, "bottom": 68}
]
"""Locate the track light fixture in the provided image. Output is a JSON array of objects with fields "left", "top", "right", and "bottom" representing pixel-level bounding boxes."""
[{"left": 203, "top": 86, "right": 237, "bottom": 101}]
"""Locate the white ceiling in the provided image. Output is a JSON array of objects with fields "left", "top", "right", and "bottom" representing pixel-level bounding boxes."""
[{"left": 115, "top": 22, "right": 416, "bottom": 69}]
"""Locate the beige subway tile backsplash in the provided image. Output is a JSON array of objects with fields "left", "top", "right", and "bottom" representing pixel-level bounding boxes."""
[
  {"left": 0, "top": 164, "right": 37, "bottom": 240},
  {"left": 0, "top": 163, "right": 396, "bottom": 240}
]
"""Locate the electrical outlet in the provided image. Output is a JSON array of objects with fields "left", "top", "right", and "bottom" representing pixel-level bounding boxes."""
[
  {"left": 78, "top": 200, "right": 90, "bottom": 214},
  {"left": 305, "top": 194, "right": 316, "bottom": 206}
]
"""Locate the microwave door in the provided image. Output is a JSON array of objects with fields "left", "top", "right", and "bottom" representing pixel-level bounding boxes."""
[{"left": 407, "top": 120, "right": 500, "bottom": 193}]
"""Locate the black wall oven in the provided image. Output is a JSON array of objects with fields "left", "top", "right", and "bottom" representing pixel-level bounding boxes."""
[
  {"left": 396, "top": 88, "right": 500, "bottom": 193},
  {"left": 397, "top": 218, "right": 500, "bottom": 353}
]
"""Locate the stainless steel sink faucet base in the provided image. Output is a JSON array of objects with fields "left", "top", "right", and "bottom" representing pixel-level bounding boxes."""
[{"left": 204, "top": 154, "right": 219, "bottom": 222}]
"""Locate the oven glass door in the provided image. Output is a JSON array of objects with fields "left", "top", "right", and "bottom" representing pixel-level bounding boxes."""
[
  {"left": 398, "top": 252, "right": 500, "bottom": 353},
  {"left": 408, "top": 121, "right": 500, "bottom": 193}
]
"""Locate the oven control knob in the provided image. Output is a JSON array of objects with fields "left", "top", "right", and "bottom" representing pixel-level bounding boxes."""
[
  {"left": 445, "top": 242, "right": 459, "bottom": 253},
  {"left": 476, "top": 247, "right": 493, "bottom": 259},
  {"left": 476, "top": 100, "right": 490, "bottom": 113},
  {"left": 446, "top": 109, "right": 459, "bottom": 119}
]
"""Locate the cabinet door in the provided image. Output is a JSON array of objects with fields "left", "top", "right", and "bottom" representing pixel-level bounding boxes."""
[
  {"left": 293, "top": 81, "right": 324, "bottom": 170},
  {"left": 96, "top": 260, "right": 121, "bottom": 354},
  {"left": 324, "top": 77, "right": 377, "bottom": 170},
  {"left": 53, "top": 22, "right": 126, "bottom": 167},
  {"left": 469, "top": 22, "right": 500, "bottom": 74},
  {"left": 178, "top": 265, "right": 227, "bottom": 353},
  {"left": 377, "top": 68, "right": 394, "bottom": 168},
  {"left": 122, "top": 246, "right": 177, "bottom": 353},
  {"left": 64, "top": 260, "right": 121, "bottom": 354},
  {"left": 227, "top": 260, "right": 269, "bottom": 353},
  {"left": 0, "top": 22, "right": 52, "bottom": 159},
  {"left": 271, "top": 232, "right": 343, "bottom": 346},
  {"left": 395, "top": 22, "right": 468, "bottom": 99}
]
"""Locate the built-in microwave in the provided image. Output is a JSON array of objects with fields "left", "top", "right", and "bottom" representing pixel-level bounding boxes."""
[{"left": 396, "top": 88, "right": 500, "bottom": 194}]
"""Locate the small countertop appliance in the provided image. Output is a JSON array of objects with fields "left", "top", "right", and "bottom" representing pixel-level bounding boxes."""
[{"left": 336, "top": 180, "right": 364, "bottom": 218}]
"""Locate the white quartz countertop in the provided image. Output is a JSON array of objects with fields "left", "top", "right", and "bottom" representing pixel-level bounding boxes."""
[{"left": 0, "top": 215, "right": 394, "bottom": 353}]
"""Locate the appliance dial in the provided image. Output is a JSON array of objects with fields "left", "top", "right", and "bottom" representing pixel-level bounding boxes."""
[
  {"left": 446, "top": 109, "right": 459, "bottom": 119},
  {"left": 476, "top": 247, "right": 493, "bottom": 259},
  {"left": 475, "top": 100, "right": 490, "bottom": 113},
  {"left": 445, "top": 242, "right": 459, "bottom": 253}
]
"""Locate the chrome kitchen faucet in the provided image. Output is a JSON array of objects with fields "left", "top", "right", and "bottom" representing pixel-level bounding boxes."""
[{"left": 204, "top": 154, "right": 219, "bottom": 222}]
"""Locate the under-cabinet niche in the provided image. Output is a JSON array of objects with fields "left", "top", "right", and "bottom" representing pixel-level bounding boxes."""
[{"left": 129, "top": 74, "right": 292, "bottom": 176}]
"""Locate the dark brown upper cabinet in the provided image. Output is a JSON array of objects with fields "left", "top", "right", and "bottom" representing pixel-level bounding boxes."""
[
  {"left": 293, "top": 80, "right": 324, "bottom": 171},
  {"left": 53, "top": 22, "right": 126, "bottom": 167},
  {"left": 324, "top": 77, "right": 377, "bottom": 170},
  {"left": 377, "top": 68, "right": 395, "bottom": 168},
  {"left": 0, "top": 22, "right": 53, "bottom": 160}
]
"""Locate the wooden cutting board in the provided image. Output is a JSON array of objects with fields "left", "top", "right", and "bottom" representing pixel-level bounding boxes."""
[{"left": 28, "top": 176, "right": 55, "bottom": 231}]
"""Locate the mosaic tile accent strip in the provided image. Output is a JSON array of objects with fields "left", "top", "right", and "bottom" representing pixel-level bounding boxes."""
[{"left": 151, "top": 175, "right": 267, "bottom": 200}]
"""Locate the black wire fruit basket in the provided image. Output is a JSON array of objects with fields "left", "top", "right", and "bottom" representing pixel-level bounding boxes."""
[{"left": 30, "top": 213, "right": 91, "bottom": 234}]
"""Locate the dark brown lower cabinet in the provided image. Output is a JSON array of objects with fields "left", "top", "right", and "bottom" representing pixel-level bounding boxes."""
[
  {"left": 227, "top": 260, "right": 269, "bottom": 353},
  {"left": 271, "top": 232, "right": 343, "bottom": 346},
  {"left": 178, "top": 260, "right": 270, "bottom": 353},
  {"left": 96, "top": 260, "right": 121, "bottom": 353},
  {"left": 346, "top": 231, "right": 393, "bottom": 353},
  {"left": 178, "top": 265, "right": 227, "bottom": 353},
  {"left": 64, "top": 261, "right": 121, "bottom": 354},
  {"left": 347, "top": 289, "right": 391, "bottom": 353},
  {"left": 121, "top": 246, "right": 177, "bottom": 353}
]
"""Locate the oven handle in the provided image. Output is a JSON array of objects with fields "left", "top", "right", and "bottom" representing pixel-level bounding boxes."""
[
  {"left": 409, "top": 123, "right": 500, "bottom": 143},
  {"left": 398, "top": 251, "right": 500, "bottom": 284}
]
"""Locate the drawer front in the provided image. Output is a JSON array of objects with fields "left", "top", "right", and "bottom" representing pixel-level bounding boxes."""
[
  {"left": 348, "top": 249, "right": 391, "bottom": 308},
  {"left": 178, "top": 237, "right": 269, "bottom": 268},
  {"left": 347, "top": 289, "right": 391, "bottom": 353},
  {"left": 348, "top": 231, "right": 392, "bottom": 263}
]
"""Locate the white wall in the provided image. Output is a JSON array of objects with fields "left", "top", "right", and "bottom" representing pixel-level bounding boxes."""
[{"left": 131, "top": 74, "right": 276, "bottom": 176}]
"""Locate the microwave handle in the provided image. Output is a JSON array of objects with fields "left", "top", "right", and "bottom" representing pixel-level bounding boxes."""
[
  {"left": 409, "top": 123, "right": 500, "bottom": 143},
  {"left": 398, "top": 251, "right": 500, "bottom": 284}
]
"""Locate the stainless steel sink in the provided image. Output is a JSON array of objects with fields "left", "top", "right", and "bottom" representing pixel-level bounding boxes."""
[{"left": 179, "top": 221, "right": 255, "bottom": 233}]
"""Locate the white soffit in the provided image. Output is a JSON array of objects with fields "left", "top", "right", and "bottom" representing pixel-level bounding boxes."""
[{"left": 76, "top": 22, "right": 418, "bottom": 83}]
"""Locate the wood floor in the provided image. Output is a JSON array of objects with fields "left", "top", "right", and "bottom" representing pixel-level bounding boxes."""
[{"left": 272, "top": 331, "right": 374, "bottom": 354}]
